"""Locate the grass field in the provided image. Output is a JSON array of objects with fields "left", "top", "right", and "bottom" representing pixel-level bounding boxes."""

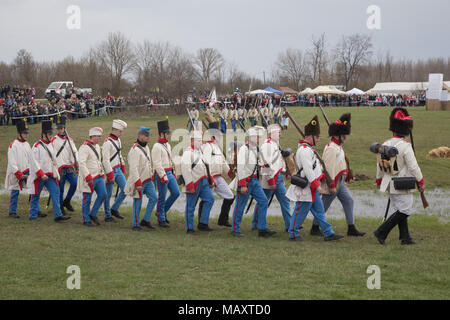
[{"left": 0, "top": 106, "right": 449, "bottom": 300}]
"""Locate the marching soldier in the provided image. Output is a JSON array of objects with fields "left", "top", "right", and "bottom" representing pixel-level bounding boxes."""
[
  {"left": 229, "top": 126, "right": 276, "bottom": 238},
  {"left": 286, "top": 116, "right": 343, "bottom": 241},
  {"left": 252, "top": 124, "right": 291, "bottom": 232},
  {"left": 78, "top": 127, "right": 108, "bottom": 226},
  {"left": 124, "top": 127, "right": 158, "bottom": 231},
  {"left": 103, "top": 120, "right": 128, "bottom": 220},
  {"left": 199, "top": 121, "right": 235, "bottom": 227},
  {"left": 310, "top": 114, "right": 365, "bottom": 237},
  {"left": 28, "top": 120, "right": 70, "bottom": 222},
  {"left": 6, "top": 118, "right": 32, "bottom": 218},
  {"left": 374, "top": 108, "right": 425, "bottom": 245},
  {"left": 272, "top": 104, "right": 281, "bottom": 125},
  {"left": 230, "top": 104, "right": 238, "bottom": 132},
  {"left": 238, "top": 106, "right": 246, "bottom": 129},
  {"left": 219, "top": 104, "right": 228, "bottom": 133},
  {"left": 181, "top": 130, "right": 215, "bottom": 234},
  {"left": 152, "top": 119, "right": 180, "bottom": 227},
  {"left": 248, "top": 104, "right": 258, "bottom": 127},
  {"left": 52, "top": 115, "right": 78, "bottom": 215},
  {"left": 260, "top": 104, "right": 270, "bottom": 128},
  {"left": 189, "top": 106, "right": 199, "bottom": 131}
]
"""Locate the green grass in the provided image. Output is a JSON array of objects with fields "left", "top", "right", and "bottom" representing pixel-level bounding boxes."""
[{"left": 0, "top": 106, "right": 449, "bottom": 300}]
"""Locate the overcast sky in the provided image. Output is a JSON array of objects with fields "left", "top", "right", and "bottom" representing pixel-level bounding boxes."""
[{"left": 1, "top": 0, "right": 448, "bottom": 78}]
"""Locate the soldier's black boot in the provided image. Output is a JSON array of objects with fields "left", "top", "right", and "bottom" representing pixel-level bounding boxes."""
[
  {"left": 218, "top": 198, "right": 234, "bottom": 227},
  {"left": 198, "top": 223, "right": 213, "bottom": 231},
  {"left": 310, "top": 224, "right": 322, "bottom": 236},
  {"left": 398, "top": 214, "right": 415, "bottom": 245},
  {"left": 197, "top": 200, "right": 204, "bottom": 225},
  {"left": 374, "top": 211, "right": 405, "bottom": 245},
  {"left": 141, "top": 219, "right": 155, "bottom": 230},
  {"left": 60, "top": 205, "right": 66, "bottom": 216},
  {"left": 347, "top": 224, "right": 366, "bottom": 237},
  {"left": 63, "top": 198, "right": 74, "bottom": 212},
  {"left": 111, "top": 209, "right": 124, "bottom": 219}
]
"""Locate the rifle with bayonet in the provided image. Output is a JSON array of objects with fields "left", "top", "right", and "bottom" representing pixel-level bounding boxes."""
[
  {"left": 282, "top": 106, "right": 334, "bottom": 188},
  {"left": 318, "top": 105, "right": 354, "bottom": 181}
]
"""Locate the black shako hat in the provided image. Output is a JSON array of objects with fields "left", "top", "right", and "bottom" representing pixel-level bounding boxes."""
[
  {"left": 305, "top": 115, "right": 320, "bottom": 136},
  {"left": 329, "top": 113, "right": 351, "bottom": 136},
  {"left": 157, "top": 120, "right": 171, "bottom": 134},
  {"left": 16, "top": 118, "right": 30, "bottom": 134},
  {"left": 42, "top": 119, "right": 54, "bottom": 134},
  {"left": 389, "top": 107, "right": 413, "bottom": 136},
  {"left": 54, "top": 115, "right": 66, "bottom": 129}
]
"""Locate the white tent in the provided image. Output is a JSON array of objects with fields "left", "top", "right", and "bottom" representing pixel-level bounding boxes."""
[
  {"left": 247, "top": 89, "right": 272, "bottom": 95},
  {"left": 299, "top": 87, "right": 313, "bottom": 94},
  {"left": 310, "top": 85, "right": 346, "bottom": 95},
  {"left": 346, "top": 88, "right": 365, "bottom": 95},
  {"left": 366, "top": 82, "right": 428, "bottom": 94}
]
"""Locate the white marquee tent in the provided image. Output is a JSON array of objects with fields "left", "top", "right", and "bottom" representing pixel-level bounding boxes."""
[
  {"left": 299, "top": 87, "right": 313, "bottom": 94},
  {"left": 346, "top": 88, "right": 365, "bottom": 95},
  {"left": 366, "top": 82, "right": 429, "bottom": 94},
  {"left": 310, "top": 85, "right": 346, "bottom": 95}
]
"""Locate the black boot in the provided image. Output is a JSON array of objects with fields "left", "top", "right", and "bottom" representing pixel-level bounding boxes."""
[
  {"left": 37, "top": 211, "right": 47, "bottom": 218},
  {"left": 111, "top": 209, "right": 124, "bottom": 219},
  {"left": 141, "top": 219, "right": 155, "bottom": 230},
  {"left": 347, "top": 224, "right": 366, "bottom": 237},
  {"left": 258, "top": 229, "right": 277, "bottom": 237},
  {"left": 63, "top": 198, "right": 74, "bottom": 212},
  {"left": 398, "top": 215, "right": 415, "bottom": 245},
  {"left": 60, "top": 205, "right": 67, "bottom": 216},
  {"left": 310, "top": 224, "right": 322, "bottom": 236},
  {"left": 198, "top": 223, "right": 213, "bottom": 231},
  {"left": 218, "top": 198, "right": 234, "bottom": 227},
  {"left": 197, "top": 200, "right": 204, "bottom": 225},
  {"left": 374, "top": 211, "right": 405, "bottom": 245}
]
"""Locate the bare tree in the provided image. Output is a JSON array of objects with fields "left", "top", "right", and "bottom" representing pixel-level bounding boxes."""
[
  {"left": 334, "top": 34, "right": 373, "bottom": 90},
  {"left": 194, "top": 48, "right": 224, "bottom": 86},
  {"left": 96, "top": 31, "right": 135, "bottom": 95},
  {"left": 308, "top": 33, "right": 328, "bottom": 85},
  {"left": 13, "top": 49, "right": 36, "bottom": 85},
  {"left": 274, "top": 48, "right": 307, "bottom": 90}
]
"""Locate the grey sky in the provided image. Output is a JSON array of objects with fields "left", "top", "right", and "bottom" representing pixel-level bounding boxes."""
[{"left": 1, "top": 0, "right": 448, "bottom": 79}]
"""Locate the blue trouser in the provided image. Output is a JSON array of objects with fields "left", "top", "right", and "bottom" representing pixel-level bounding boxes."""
[
  {"left": 314, "top": 176, "right": 355, "bottom": 226},
  {"left": 274, "top": 115, "right": 280, "bottom": 124},
  {"left": 59, "top": 167, "right": 78, "bottom": 205},
  {"left": 232, "top": 177, "right": 269, "bottom": 233},
  {"left": 82, "top": 177, "right": 107, "bottom": 223},
  {"left": 249, "top": 118, "right": 256, "bottom": 126},
  {"left": 252, "top": 174, "right": 291, "bottom": 230},
  {"left": 231, "top": 119, "right": 237, "bottom": 132},
  {"left": 132, "top": 180, "right": 158, "bottom": 227},
  {"left": 104, "top": 166, "right": 126, "bottom": 218},
  {"left": 9, "top": 190, "right": 20, "bottom": 214},
  {"left": 288, "top": 190, "right": 334, "bottom": 239},
  {"left": 220, "top": 117, "right": 227, "bottom": 133},
  {"left": 154, "top": 170, "right": 180, "bottom": 222},
  {"left": 29, "top": 177, "right": 63, "bottom": 219},
  {"left": 185, "top": 178, "right": 215, "bottom": 230}
]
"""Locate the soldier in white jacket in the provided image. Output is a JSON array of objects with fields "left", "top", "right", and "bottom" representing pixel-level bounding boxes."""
[
  {"left": 181, "top": 130, "right": 215, "bottom": 234},
  {"left": 286, "top": 116, "right": 343, "bottom": 241},
  {"left": 151, "top": 120, "right": 180, "bottom": 227},
  {"left": 219, "top": 105, "right": 228, "bottom": 133},
  {"left": 51, "top": 115, "right": 78, "bottom": 215},
  {"left": 252, "top": 124, "right": 291, "bottom": 232},
  {"left": 374, "top": 108, "right": 425, "bottom": 245},
  {"left": 103, "top": 119, "right": 127, "bottom": 220},
  {"left": 78, "top": 127, "right": 108, "bottom": 226},
  {"left": 28, "top": 120, "right": 70, "bottom": 222},
  {"left": 6, "top": 119, "right": 32, "bottom": 218},
  {"left": 198, "top": 121, "right": 235, "bottom": 227},
  {"left": 230, "top": 104, "right": 238, "bottom": 132},
  {"left": 229, "top": 126, "right": 276, "bottom": 238},
  {"left": 310, "top": 113, "right": 365, "bottom": 237},
  {"left": 124, "top": 127, "right": 158, "bottom": 231}
]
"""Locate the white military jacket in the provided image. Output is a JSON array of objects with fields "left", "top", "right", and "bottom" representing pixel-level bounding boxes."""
[
  {"left": 181, "top": 145, "right": 213, "bottom": 193},
  {"left": 248, "top": 108, "right": 258, "bottom": 119},
  {"left": 259, "top": 137, "right": 285, "bottom": 189},
  {"left": 201, "top": 141, "right": 231, "bottom": 179},
  {"left": 229, "top": 109, "right": 238, "bottom": 120},
  {"left": 77, "top": 140, "right": 105, "bottom": 193},
  {"left": 27, "top": 139, "right": 60, "bottom": 194},
  {"left": 5, "top": 139, "right": 31, "bottom": 191},
  {"left": 151, "top": 138, "right": 174, "bottom": 183},
  {"left": 51, "top": 134, "right": 78, "bottom": 172},
  {"left": 102, "top": 134, "right": 125, "bottom": 180},
  {"left": 229, "top": 142, "right": 262, "bottom": 191},
  {"left": 286, "top": 141, "right": 324, "bottom": 202},
  {"left": 321, "top": 138, "right": 348, "bottom": 194},
  {"left": 124, "top": 142, "right": 153, "bottom": 198},
  {"left": 220, "top": 108, "right": 228, "bottom": 121},
  {"left": 238, "top": 108, "right": 246, "bottom": 120},
  {"left": 376, "top": 136, "right": 424, "bottom": 195}
]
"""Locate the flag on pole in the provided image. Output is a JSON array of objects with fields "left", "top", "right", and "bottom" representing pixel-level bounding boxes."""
[{"left": 209, "top": 88, "right": 217, "bottom": 107}]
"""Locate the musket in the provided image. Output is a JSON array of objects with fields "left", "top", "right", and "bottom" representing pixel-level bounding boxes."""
[
  {"left": 64, "top": 128, "right": 79, "bottom": 173},
  {"left": 282, "top": 106, "right": 334, "bottom": 188},
  {"left": 409, "top": 129, "right": 429, "bottom": 209},
  {"left": 318, "top": 105, "right": 354, "bottom": 181}
]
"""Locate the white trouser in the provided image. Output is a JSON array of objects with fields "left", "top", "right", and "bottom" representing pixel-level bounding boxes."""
[
  {"left": 213, "top": 176, "right": 234, "bottom": 200},
  {"left": 390, "top": 193, "right": 414, "bottom": 216}
]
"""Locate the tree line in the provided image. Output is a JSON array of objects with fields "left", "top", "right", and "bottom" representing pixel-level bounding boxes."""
[{"left": 0, "top": 31, "right": 449, "bottom": 98}]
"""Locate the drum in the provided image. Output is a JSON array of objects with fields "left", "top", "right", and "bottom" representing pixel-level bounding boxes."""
[{"left": 284, "top": 153, "right": 296, "bottom": 176}]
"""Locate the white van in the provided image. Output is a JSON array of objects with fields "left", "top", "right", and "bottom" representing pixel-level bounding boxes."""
[{"left": 45, "top": 81, "right": 74, "bottom": 99}]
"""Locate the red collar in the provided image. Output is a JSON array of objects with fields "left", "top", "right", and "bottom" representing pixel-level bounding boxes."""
[
  {"left": 39, "top": 138, "right": 50, "bottom": 144},
  {"left": 158, "top": 137, "right": 167, "bottom": 144},
  {"left": 331, "top": 137, "right": 342, "bottom": 146},
  {"left": 17, "top": 138, "right": 26, "bottom": 143},
  {"left": 299, "top": 139, "right": 312, "bottom": 146},
  {"left": 108, "top": 134, "right": 118, "bottom": 140},
  {"left": 191, "top": 144, "right": 196, "bottom": 150},
  {"left": 85, "top": 139, "right": 94, "bottom": 145},
  {"left": 206, "top": 140, "right": 215, "bottom": 144},
  {"left": 58, "top": 134, "right": 67, "bottom": 139}
]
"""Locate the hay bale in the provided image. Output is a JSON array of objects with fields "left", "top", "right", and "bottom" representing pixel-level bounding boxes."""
[
  {"left": 427, "top": 146, "right": 450, "bottom": 158},
  {"left": 426, "top": 99, "right": 442, "bottom": 111}
]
